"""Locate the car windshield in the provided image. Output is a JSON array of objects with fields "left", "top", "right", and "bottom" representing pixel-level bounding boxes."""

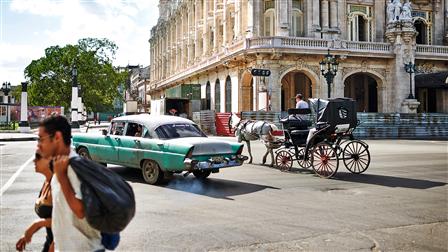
[{"left": 155, "top": 123, "right": 206, "bottom": 139}]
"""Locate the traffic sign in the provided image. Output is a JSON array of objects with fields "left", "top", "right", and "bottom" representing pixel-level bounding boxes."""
[{"left": 251, "top": 68, "right": 271, "bottom": 77}]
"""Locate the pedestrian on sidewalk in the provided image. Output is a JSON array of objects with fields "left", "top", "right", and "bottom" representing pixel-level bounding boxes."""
[
  {"left": 37, "top": 116, "right": 104, "bottom": 251},
  {"left": 16, "top": 151, "right": 54, "bottom": 252}
]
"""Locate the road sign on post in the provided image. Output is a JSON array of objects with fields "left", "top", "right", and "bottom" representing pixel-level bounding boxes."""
[{"left": 251, "top": 69, "right": 271, "bottom": 77}]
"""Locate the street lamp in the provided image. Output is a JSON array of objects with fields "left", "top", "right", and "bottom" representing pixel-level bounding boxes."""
[
  {"left": 1, "top": 82, "right": 12, "bottom": 126},
  {"left": 404, "top": 61, "right": 416, "bottom": 99},
  {"left": 319, "top": 49, "right": 339, "bottom": 98}
]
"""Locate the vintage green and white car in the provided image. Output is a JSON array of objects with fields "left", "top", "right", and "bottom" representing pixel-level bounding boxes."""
[{"left": 72, "top": 114, "right": 248, "bottom": 184}]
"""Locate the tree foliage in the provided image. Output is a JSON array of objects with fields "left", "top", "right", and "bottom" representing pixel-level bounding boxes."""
[{"left": 24, "top": 38, "right": 127, "bottom": 112}]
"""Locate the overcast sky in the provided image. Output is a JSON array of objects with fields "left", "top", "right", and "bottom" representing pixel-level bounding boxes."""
[{"left": 0, "top": 0, "right": 159, "bottom": 87}]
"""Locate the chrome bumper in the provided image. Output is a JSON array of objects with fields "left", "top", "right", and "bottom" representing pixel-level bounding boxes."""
[{"left": 184, "top": 155, "right": 248, "bottom": 170}]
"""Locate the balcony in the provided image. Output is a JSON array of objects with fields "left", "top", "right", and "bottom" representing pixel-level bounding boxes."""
[
  {"left": 246, "top": 37, "right": 394, "bottom": 58},
  {"left": 415, "top": 44, "right": 448, "bottom": 60}
]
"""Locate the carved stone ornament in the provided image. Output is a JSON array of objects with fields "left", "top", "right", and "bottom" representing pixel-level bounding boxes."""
[
  {"left": 342, "top": 66, "right": 386, "bottom": 81},
  {"left": 416, "top": 62, "right": 436, "bottom": 73},
  {"left": 278, "top": 59, "right": 320, "bottom": 79}
]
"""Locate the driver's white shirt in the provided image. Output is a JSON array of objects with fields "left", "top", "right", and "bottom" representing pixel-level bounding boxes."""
[{"left": 51, "top": 150, "right": 103, "bottom": 251}]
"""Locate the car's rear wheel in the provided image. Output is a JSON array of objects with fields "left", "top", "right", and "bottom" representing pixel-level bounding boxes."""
[
  {"left": 141, "top": 160, "right": 163, "bottom": 185},
  {"left": 193, "top": 170, "right": 211, "bottom": 179},
  {"left": 78, "top": 147, "right": 91, "bottom": 160}
]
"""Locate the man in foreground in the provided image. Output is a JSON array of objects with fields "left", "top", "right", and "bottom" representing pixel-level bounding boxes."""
[{"left": 37, "top": 116, "right": 104, "bottom": 251}]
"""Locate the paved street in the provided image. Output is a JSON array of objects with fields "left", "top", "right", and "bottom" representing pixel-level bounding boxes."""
[{"left": 1, "top": 138, "right": 447, "bottom": 251}]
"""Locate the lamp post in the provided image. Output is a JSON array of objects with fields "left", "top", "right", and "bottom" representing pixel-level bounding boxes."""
[
  {"left": 1, "top": 82, "right": 12, "bottom": 126},
  {"left": 404, "top": 61, "right": 416, "bottom": 99},
  {"left": 71, "top": 66, "right": 80, "bottom": 130},
  {"left": 319, "top": 49, "right": 339, "bottom": 98}
]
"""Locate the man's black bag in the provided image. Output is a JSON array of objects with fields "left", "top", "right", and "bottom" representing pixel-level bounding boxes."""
[{"left": 70, "top": 156, "right": 136, "bottom": 233}]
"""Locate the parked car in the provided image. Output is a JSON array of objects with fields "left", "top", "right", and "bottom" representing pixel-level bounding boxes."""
[{"left": 72, "top": 114, "right": 248, "bottom": 184}]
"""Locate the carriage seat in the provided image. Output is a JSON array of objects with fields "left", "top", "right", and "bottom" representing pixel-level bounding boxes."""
[
  {"left": 290, "top": 129, "right": 310, "bottom": 135},
  {"left": 280, "top": 118, "right": 312, "bottom": 130},
  {"left": 287, "top": 108, "right": 311, "bottom": 115}
]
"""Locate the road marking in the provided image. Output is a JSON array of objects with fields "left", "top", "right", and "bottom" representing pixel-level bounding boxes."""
[{"left": 0, "top": 155, "right": 34, "bottom": 196}]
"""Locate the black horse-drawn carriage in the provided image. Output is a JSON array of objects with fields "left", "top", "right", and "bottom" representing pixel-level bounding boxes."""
[{"left": 275, "top": 97, "right": 370, "bottom": 178}]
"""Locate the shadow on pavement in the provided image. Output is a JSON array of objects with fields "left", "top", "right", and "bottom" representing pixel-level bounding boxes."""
[
  {"left": 109, "top": 167, "right": 280, "bottom": 200},
  {"left": 334, "top": 172, "right": 447, "bottom": 189}
]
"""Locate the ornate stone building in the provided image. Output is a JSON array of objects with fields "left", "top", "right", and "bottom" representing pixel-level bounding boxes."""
[{"left": 149, "top": 0, "right": 448, "bottom": 114}]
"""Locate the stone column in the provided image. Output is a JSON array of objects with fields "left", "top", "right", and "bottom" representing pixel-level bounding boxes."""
[
  {"left": 310, "top": 0, "right": 321, "bottom": 37},
  {"left": 330, "top": 0, "right": 338, "bottom": 29},
  {"left": 321, "top": 0, "right": 329, "bottom": 30},
  {"left": 332, "top": 71, "right": 343, "bottom": 98},
  {"left": 374, "top": 0, "right": 386, "bottom": 42},
  {"left": 246, "top": 0, "right": 255, "bottom": 37},
  {"left": 77, "top": 85, "right": 84, "bottom": 123},
  {"left": 223, "top": 0, "right": 228, "bottom": 47},
  {"left": 19, "top": 82, "right": 30, "bottom": 133},
  {"left": 194, "top": 0, "right": 200, "bottom": 62},
  {"left": 213, "top": 0, "right": 218, "bottom": 53},
  {"left": 267, "top": 64, "right": 282, "bottom": 112},
  {"left": 71, "top": 66, "right": 79, "bottom": 131},
  {"left": 234, "top": 0, "right": 242, "bottom": 40},
  {"left": 275, "top": 0, "right": 289, "bottom": 36},
  {"left": 385, "top": 21, "right": 420, "bottom": 113},
  {"left": 433, "top": 0, "right": 444, "bottom": 45},
  {"left": 203, "top": 0, "right": 209, "bottom": 57}
]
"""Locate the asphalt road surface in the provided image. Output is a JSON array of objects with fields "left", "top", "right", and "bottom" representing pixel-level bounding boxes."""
[{"left": 1, "top": 138, "right": 447, "bottom": 251}]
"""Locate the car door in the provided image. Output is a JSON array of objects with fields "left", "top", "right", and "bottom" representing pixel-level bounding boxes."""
[
  {"left": 96, "top": 121, "right": 123, "bottom": 163},
  {"left": 118, "top": 122, "right": 143, "bottom": 168}
]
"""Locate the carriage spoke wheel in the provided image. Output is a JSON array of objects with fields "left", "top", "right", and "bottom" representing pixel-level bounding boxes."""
[
  {"left": 297, "top": 148, "right": 311, "bottom": 169},
  {"left": 275, "top": 150, "right": 293, "bottom": 171},
  {"left": 311, "top": 143, "right": 339, "bottom": 178},
  {"left": 343, "top": 140, "right": 371, "bottom": 174}
]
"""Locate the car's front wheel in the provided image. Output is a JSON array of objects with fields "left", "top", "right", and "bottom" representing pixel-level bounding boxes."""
[
  {"left": 193, "top": 170, "right": 211, "bottom": 179},
  {"left": 141, "top": 160, "right": 163, "bottom": 185},
  {"left": 78, "top": 147, "right": 91, "bottom": 160}
]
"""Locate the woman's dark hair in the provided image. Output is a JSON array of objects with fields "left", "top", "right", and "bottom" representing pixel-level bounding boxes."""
[{"left": 39, "top": 115, "right": 72, "bottom": 146}]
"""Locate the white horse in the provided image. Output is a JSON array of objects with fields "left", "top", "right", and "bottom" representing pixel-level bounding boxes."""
[{"left": 229, "top": 113, "right": 280, "bottom": 166}]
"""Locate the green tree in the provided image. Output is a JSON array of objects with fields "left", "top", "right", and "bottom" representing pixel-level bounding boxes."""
[{"left": 24, "top": 38, "right": 127, "bottom": 112}]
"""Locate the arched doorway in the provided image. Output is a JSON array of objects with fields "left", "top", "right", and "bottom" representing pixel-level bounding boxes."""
[
  {"left": 225, "top": 76, "right": 232, "bottom": 112},
  {"left": 280, "top": 71, "right": 312, "bottom": 111},
  {"left": 344, "top": 73, "right": 378, "bottom": 112},
  {"left": 205, "top": 81, "right": 211, "bottom": 110},
  {"left": 414, "top": 19, "right": 428, "bottom": 44},
  {"left": 215, "top": 79, "right": 221, "bottom": 112},
  {"left": 240, "top": 72, "right": 254, "bottom": 111}
]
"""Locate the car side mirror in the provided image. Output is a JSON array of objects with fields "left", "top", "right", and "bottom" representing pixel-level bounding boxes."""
[{"left": 102, "top": 129, "right": 108, "bottom": 136}]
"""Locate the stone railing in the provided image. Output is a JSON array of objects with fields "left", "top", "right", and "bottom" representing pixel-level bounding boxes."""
[
  {"left": 416, "top": 44, "right": 448, "bottom": 54},
  {"left": 246, "top": 37, "right": 393, "bottom": 55},
  {"left": 345, "top": 41, "right": 392, "bottom": 52}
]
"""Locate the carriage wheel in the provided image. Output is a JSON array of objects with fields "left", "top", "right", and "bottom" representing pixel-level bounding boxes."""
[
  {"left": 311, "top": 142, "right": 339, "bottom": 178},
  {"left": 297, "top": 148, "right": 311, "bottom": 169},
  {"left": 275, "top": 150, "right": 293, "bottom": 171},
  {"left": 343, "top": 140, "right": 370, "bottom": 174}
]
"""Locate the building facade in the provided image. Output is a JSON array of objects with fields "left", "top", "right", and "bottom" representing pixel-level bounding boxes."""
[
  {"left": 149, "top": 0, "right": 448, "bottom": 114},
  {"left": 130, "top": 66, "right": 151, "bottom": 112}
]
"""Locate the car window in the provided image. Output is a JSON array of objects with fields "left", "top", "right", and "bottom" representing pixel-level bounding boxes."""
[
  {"left": 155, "top": 123, "right": 206, "bottom": 139},
  {"left": 125, "top": 122, "right": 141, "bottom": 137},
  {"left": 142, "top": 127, "right": 151, "bottom": 138},
  {"left": 113, "top": 121, "right": 125, "bottom": 136}
]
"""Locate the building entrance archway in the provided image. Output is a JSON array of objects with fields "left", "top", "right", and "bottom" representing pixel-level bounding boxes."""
[
  {"left": 239, "top": 72, "right": 254, "bottom": 111},
  {"left": 280, "top": 71, "right": 312, "bottom": 111},
  {"left": 344, "top": 73, "right": 378, "bottom": 112}
]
